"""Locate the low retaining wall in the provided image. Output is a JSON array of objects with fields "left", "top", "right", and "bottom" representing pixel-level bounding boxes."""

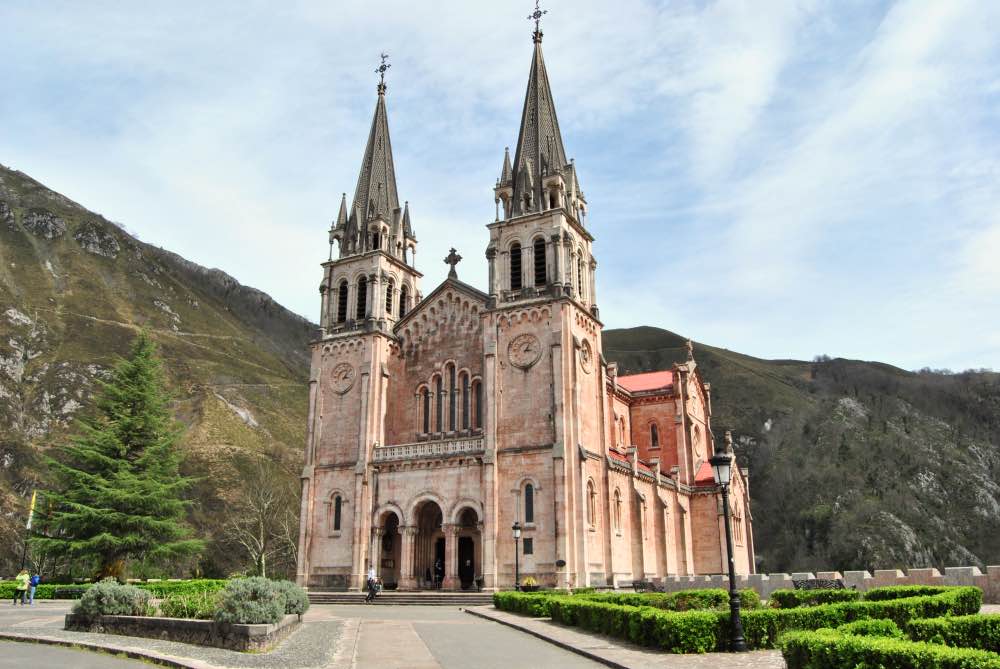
[
  {"left": 648, "top": 566, "right": 1000, "bottom": 603},
  {"left": 64, "top": 613, "right": 300, "bottom": 652}
]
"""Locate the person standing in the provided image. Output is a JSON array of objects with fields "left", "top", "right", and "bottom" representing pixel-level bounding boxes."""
[
  {"left": 365, "top": 565, "right": 377, "bottom": 603},
  {"left": 12, "top": 569, "right": 29, "bottom": 605},
  {"left": 28, "top": 573, "right": 41, "bottom": 605}
]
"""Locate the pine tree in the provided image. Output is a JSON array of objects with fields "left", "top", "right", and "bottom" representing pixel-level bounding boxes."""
[{"left": 31, "top": 332, "right": 203, "bottom": 578}]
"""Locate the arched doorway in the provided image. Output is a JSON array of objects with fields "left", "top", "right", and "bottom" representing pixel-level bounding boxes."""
[
  {"left": 455, "top": 507, "right": 482, "bottom": 590},
  {"left": 375, "top": 511, "right": 401, "bottom": 589},
  {"left": 413, "top": 500, "right": 444, "bottom": 589}
]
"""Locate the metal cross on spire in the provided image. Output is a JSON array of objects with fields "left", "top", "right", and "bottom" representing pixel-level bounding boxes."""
[
  {"left": 528, "top": 0, "right": 547, "bottom": 37},
  {"left": 443, "top": 248, "right": 463, "bottom": 278},
  {"left": 376, "top": 52, "right": 391, "bottom": 94}
]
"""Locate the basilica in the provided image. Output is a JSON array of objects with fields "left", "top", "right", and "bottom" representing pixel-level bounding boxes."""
[{"left": 295, "top": 20, "right": 754, "bottom": 591}]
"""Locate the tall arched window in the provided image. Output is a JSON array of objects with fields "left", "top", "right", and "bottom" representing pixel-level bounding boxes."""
[
  {"left": 577, "top": 256, "right": 584, "bottom": 298},
  {"left": 613, "top": 489, "right": 622, "bottom": 532},
  {"left": 461, "top": 373, "right": 470, "bottom": 430},
  {"left": 421, "top": 387, "right": 430, "bottom": 433},
  {"left": 385, "top": 279, "right": 394, "bottom": 314},
  {"left": 524, "top": 483, "right": 534, "bottom": 523},
  {"left": 434, "top": 375, "right": 443, "bottom": 432},
  {"left": 650, "top": 423, "right": 659, "bottom": 449},
  {"left": 587, "top": 480, "right": 596, "bottom": 527},
  {"left": 336, "top": 280, "right": 349, "bottom": 323},
  {"left": 399, "top": 285, "right": 409, "bottom": 318},
  {"left": 447, "top": 364, "right": 457, "bottom": 431},
  {"left": 333, "top": 495, "right": 342, "bottom": 532},
  {"left": 473, "top": 380, "right": 483, "bottom": 429},
  {"left": 533, "top": 237, "right": 546, "bottom": 286},
  {"left": 356, "top": 276, "right": 368, "bottom": 320},
  {"left": 510, "top": 243, "right": 522, "bottom": 291}
]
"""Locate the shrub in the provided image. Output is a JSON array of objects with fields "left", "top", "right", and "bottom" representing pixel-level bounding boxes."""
[
  {"left": 134, "top": 579, "right": 228, "bottom": 597},
  {"left": 493, "top": 591, "right": 553, "bottom": 617},
  {"left": 0, "top": 581, "right": 92, "bottom": 599},
  {"left": 73, "top": 579, "right": 153, "bottom": 618},
  {"left": 576, "top": 588, "right": 760, "bottom": 612},
  {"left": 907, "top": 615, "right": 1000, "bottom": 652},
  {"left": 780, "top": 629, "right": 1000, "bottom": 669},
  {"left": 864, "top": 585, "right": 951, "bottom": 601},
  {"left": 769, "top": 588, "right": 861, "bottom": 608},
  {"left": 214, "top": 577, "right": 284, "bottom": 625},
  {"left": 158, "top": 591, "right": 216, "bottom": 620},
  {"left": 272, "top": 580, "right": 310, "bottom": 615},
  {"left": 837, "top": 618, "right": 903, "bottom": 638}
]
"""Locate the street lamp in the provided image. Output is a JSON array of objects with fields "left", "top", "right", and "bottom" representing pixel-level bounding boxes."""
[
  {"left": 512, "top": 521, "right": 522, "bottom": 591},
  {"left": 711, "top": 431, "right": 747, "bottom": 652}
]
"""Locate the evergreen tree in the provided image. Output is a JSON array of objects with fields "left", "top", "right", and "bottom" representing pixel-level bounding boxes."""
[{"left": 31, "top": 332, "right": 203, "bottom": 578}]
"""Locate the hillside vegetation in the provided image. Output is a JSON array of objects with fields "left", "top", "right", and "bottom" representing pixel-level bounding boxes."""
[
  {"left": 0, "top": 164, "right": 313, "bottom": 578},
  {"left": 604, "top": 326, "right": 1000, "bottom": 573}
]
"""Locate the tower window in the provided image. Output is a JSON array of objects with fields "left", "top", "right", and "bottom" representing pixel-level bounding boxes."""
[
  {"left": 577, "top": 256, "right": 584, "bottom": 298},
  {"left": 435, "top": 376, "right": 443, "bottom": 432},
  {"left": 613, "top": 489, "right": 622, "bottom": 532},
  {"left": 650, "top": 423, "right": 659, "bottom": 449},
  {"left": 385, "top": 279, "right": 394, "bottom": 314},
  {"left": 399, "top": 285, "right": 409, "bottom": 318},
  {"left": 533, "top": 237, "right": 546, "bottom": 286},
  {"left": 587, "top": 480, "right": 597, "bottom": 527},
  {"left": 524, "top": 483, "right": 534, "bottom": 523},
  {"left": 473, "top": 380, "right": 483, "bottom": 429},
  {"left": 333, "top": 495, "right": 342, "bottom": 532},
  {"left": 448, "top": 364, "right": 457, "bottom": 431},
  {"left": 336, "top": 280, "right": 348, "bottom": 323},
  {"left": 421, "top": 387, "right": 430, "bottom": 433},
  {"left": 510, "top": 243, "right": 522, "bottom": 291},
  {"left": 356, "top": 276, "right": 368, "bottom": 320},
  {"left": 461, "top": 373, "right": 470, "bottom": 430}
]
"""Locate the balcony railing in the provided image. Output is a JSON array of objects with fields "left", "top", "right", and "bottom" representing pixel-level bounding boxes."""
[{"left": 373, "top": 437, "right": 485, "bottom": 463}]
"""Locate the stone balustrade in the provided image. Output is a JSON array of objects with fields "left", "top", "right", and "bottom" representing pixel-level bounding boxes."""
[
  {"left": 646, "top": 565, "right": 1000, "bottom": 603},
  {"left": 372, "top": 437, "right": 485, "bottom": 462}
]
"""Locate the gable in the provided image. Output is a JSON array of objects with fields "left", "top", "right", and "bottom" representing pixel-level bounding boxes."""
[{"left": 393, "top": 278, "right": 487, "bottom": 358}]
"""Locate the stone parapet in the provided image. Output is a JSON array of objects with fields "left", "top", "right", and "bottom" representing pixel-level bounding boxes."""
[{"left": 648, "top": 566, "right": 1000, "bottom": 603}]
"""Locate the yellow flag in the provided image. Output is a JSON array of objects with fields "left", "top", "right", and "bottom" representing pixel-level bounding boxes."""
[{"left": 25, "top": 490, "right": 37, "bottom": 530}]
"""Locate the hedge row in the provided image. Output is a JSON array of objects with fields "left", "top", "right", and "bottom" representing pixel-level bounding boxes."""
[
  {"left": 0, "top": 579, "right": 229, "bottom": 600},
  {"left": 780, "top": 629, "right": 1000, "bottom": 669},
  {"left": 495, "top": 587, "right": 982, "bottom": 653},
  {"left": 864, "top": 585, "right": 953, "bottom": 601},
  {"left": 769, "top": 588, "right": 861, "bottom": 608},
  {"left": 908, "top": 614, "right": 1000, "bottom": 653},
  {"left": 577, "top": 588, "right": 761, "bottom": 612}
]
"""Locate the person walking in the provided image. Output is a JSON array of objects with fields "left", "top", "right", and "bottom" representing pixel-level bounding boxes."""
[
  {"left": 365, "top": 566, "right": 377, "bottom": 603},
  {"left": 12, "top": 569, "right": 29, "bottom": 606},
  {"left": 28, "top": 573, "right": 41, "bottom": 605}
]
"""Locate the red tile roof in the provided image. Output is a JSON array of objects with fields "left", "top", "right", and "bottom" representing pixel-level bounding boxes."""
[
  {"left": 617, "top": 370, "right": 673, "bottom": 393},
  {"left": 608, "top": 450, "right": 630, "bottom": 465},
  {"left": 694, "top": 460, "right": 716, "bottom": 487}
]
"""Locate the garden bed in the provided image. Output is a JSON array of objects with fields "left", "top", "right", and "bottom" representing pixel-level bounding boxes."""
[{"left": 64, "top": 612, "right": 301, "bottom": 652}]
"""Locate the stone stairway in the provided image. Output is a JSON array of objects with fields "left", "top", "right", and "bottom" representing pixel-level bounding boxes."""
[{"left": 308, "top": 590, "right": 495, "bottom": 606}]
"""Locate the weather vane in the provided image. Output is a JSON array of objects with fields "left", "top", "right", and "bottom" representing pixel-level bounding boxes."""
[
  {"left": 527, "top": 0, "right": 547, "bottom": 34},
  {"left": 376, "top": 52, "right": 391, "bottom": 92}
]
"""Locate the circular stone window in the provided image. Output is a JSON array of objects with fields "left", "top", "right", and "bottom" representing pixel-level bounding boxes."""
[{"left": 580, "top": 339, "right": 593, "bottom": 374}]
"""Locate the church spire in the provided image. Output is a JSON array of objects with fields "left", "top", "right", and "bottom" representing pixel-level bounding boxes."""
[
  {"left": 511, "top": 4, "right": 569, "bottom": 216},
  {"left": 350, "top": 54, "right": 400, "bottom": 228}
]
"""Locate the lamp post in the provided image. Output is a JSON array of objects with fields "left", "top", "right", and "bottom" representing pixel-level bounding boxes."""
[
  {"left": 512, "top": 521, "right": 522, "bottom": 591},
  {"left": 711, "top": 433, "right": 747, "bottom": 652}
]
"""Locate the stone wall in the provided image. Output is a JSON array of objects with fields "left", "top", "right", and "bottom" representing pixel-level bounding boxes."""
[
  {"left": 64, "top": 613, "right": 300, "bottom": 652},
  {"left": 650, "top": 566, "right": 1000, "bottom": 603}
]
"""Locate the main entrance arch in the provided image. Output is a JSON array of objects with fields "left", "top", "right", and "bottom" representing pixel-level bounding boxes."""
[
  {"left": 412, "top": 499, "right": 445, "bottom": 589},
  {"left": 373, "top": 509, "right": 401, "bottom": 588}
]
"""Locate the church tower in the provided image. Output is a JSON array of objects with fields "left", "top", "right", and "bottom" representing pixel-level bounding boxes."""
[
  {"left": 298, "top": 58, "right": 422, "bottom": 590},
  {"left": 486, "top": 13, "right": 605, "bottom": 590}
]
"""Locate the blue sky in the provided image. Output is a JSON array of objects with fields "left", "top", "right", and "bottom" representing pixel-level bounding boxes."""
[{"left": 2, "top": 1, "right": 998, "bottom": 371}]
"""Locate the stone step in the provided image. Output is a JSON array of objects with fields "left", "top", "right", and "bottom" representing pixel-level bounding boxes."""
[{"left": 308, "top": 591, "right": 494, "bottom": 606}]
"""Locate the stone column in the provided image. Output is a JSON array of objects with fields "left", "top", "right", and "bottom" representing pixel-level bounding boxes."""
[
  {"left": 443, "top": 524, "right": 460, "bottom": 590},
  {"left": 486, "top": 247, "right": 497, "bottom": 301},
  {"left": 371, "top": 527, "right": 384, "bottom": 577},
  {"left": 400, "top": 526, "right": 418, "bottom": 590},
  {"left": 589, "top": 258, "right": 598, "bottom": 311}
]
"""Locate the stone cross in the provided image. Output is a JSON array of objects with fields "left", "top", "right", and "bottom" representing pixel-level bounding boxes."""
[
  {"left": 444, "top": 248, "right": 462, "bottom": 278},
  {"left": 528, "top": 0, "right": 547, "bottom": 33}
]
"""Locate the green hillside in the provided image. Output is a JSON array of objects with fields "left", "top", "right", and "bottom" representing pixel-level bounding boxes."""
[
  {"left": 0, "top": 164, "right": 313, "bottom": 578},
  {"left": 604, "top": 326, "right": 1000, "bottom": 573}
]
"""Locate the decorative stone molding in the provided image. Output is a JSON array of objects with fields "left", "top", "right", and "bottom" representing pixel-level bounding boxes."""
[{"left": 373, "top": 437, "right": 485, "bottom": 463}]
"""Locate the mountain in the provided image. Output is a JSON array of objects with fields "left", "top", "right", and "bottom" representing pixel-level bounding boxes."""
[
  {"left": 604, "top": 326, "right": 1000, "bottom": 573},
  {"left": 0, "top": 164, "right": 314, "bottom": 577}
]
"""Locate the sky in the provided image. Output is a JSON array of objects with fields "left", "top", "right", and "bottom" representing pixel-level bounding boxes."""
[{"left": 1, "top": 0, "right": 998, "bottom": 372}]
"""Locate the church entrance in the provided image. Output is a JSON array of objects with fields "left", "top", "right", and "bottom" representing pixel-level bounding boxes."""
[
  {"left": 376, "top": 511, "right": 401, "bottom": 589},
  {"left": 413, "top": 500, "right": 444, "bottom": 589},
  {"left": 458, "top": 537, "right": 474, "bottom": 589}
]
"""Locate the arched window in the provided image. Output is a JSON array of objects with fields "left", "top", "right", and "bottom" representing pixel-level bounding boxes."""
[
  {"left": 461, "top": 373, "right": 470, "bottom": 430},
  {"left": 421, "top": 386, "right": 430, "bottom": 434},
  {"left": 333, "top": 495, "right": 342, "bottom": 531},
  {"left": 650, "top": 423, "right": 659, "bottom": 449},
  {"left": 336, "top": 280, "right": 348, "bottom": 323},
  {"left": 371, "top": 231, "right": 381, "bottom": 251},
  {"left": 447, "top": 364, "right": 457, "bottom": 431},
  {"left": 577, "top": 256, "right": 584, "bottom": 298},
  {"left": 533, "top": 237, "right": 546, "bottom": 286},
  {"left": 385, "top": 279, "right": 394, "bottom": 314},
  {"left": 524, "top": 483, "right": 534, "bottom": 523},
  {"left": 399, "top": 285, "right": 409, "bottom": 318},
  {"left": 587, "top": 480, "right": 596, "bottom": 527},
  {"left": 473, "top": 380, "right": 483, "bottom": 429},
  {"left": 356, "top": 276, "right": 368, "bottom": 320},
  {"left": 510, "top": 243, "right": 522, "bottom": 291},
  {"left": 434, "top": 375, "right": 443, "bottom": 433},
  {"left": 613, "top": 489, "right": 622, "bottom": 532}
]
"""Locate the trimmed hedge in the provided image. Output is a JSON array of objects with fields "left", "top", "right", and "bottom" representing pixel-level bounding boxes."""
[
  {"left": 159, "top": 591, "right": 216, "bottom": 620},
  {"left": 837, "top": 618, "right": 904, "bottom": 638},
  {"left": 0, "top": 579, "right": 228, "bottom": 600},
  {"left": 494, "top": 591, "right": 555, "bottom": 617},
  {"left": 780, "top": 629, "right": 1000, "bottom": 669},
  {"left": 769, "top": 588, "right": 861, "bottom": 608},
  {"left": 908, "top": 615, "right": 1000, "bottom": 653},
  {"left": 576, "top": 588, "right": 761, "bottom": 611},
  {"left": 864, "top": 585, "right": 952, "bottom": 601},
  {"left": 0, "top": 582, "right": 92, "bottom": 599}
]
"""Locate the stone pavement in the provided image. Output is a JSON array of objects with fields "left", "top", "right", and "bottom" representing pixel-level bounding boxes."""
[{"left": 0, "top": 640, "right": 150, "bottom": 668}]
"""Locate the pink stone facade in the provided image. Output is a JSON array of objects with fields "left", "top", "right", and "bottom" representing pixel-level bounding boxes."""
[{"left": 296, "top": 27, "right": 754, "bottom": 591}]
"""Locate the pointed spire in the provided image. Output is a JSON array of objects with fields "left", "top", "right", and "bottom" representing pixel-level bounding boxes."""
[
  {"left": 511, "top": 17, "right": 568, "bottom": 215},
  {"left": 351, "top": 56, "right": 400, "bottom": 227},
  {"left": 402, "top": 201, "right": 415, "bottom": 240},
  {"left": 336, "top": 193, "right": 348, "bottom": 228},
  {"left": 500, "top": 147, "right": 513, "bottom": 185}
]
